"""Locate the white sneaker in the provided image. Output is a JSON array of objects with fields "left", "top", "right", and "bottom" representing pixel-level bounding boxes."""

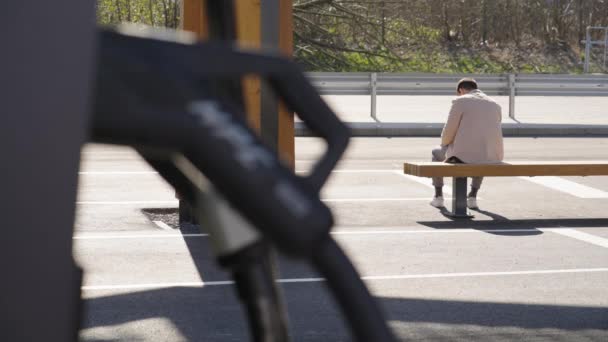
[
  {"left": 467, "top": 197, "right": 478, "bottom": 209},
  {"left": 430, "top": 196, "right": 444, "bottom": 208}
]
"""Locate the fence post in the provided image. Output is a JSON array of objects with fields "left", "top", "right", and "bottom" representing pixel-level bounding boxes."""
[
  {"left": 370, "top": 72, "right": 378, "bottom": 122},
  {"left": 508, "top": 74, "right": 516, "bottom": 120},
  {"left": 604, "top": 27, "right": 608, "bottom": 69},
  {"left": 584, "top": 26, "right": 591, "bottom": 73}
]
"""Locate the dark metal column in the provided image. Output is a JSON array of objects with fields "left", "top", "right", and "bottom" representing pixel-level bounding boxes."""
[
  {"left": 260, "top": 0, "right": 280, "bottom": 152},
  {"left": 0, "top": 1, "right": 96, "bottom": 341},
  {"left": 450, "top": 177, "right": 473, "bottom": 218}
]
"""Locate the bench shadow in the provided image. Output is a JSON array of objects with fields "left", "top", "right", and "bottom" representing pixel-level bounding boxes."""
[
  {"left": 469, "top": 208, "right": 509, "bottom": 220},
  {"left": 381, "top": 296, "right": 608, "bottom": 339},
  {"left": 418, "top": 216, "right": 608, "bottom": 236},
  {"left": 467, "top": 208, "right": 542, "bottom": 236},
  {"left": 433, "top": 207, "right": 542, "bottom": 236}
]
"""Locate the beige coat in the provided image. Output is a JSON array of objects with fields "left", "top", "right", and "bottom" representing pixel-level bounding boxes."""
[{"left": 441, "top": 89, "right": 504, "bottom": 163}]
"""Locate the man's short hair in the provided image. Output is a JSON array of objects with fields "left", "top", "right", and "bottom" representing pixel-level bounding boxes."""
[{"left": 457, "top": 78, "right": 478, "bottom": 92}]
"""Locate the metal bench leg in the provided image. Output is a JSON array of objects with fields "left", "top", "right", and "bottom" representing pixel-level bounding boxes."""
[
  {"left": 447, "top": 177, "right": 473, "bottom": 219},
  {"left": 179, "top": 199, "right": 198, "bottom": 225}
]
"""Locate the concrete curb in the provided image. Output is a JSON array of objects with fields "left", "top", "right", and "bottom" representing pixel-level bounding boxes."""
[{"left": 295, "top": 122, "right": 608, "bottom": 137}]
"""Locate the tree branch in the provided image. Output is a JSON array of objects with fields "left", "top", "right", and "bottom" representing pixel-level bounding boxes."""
[
  {"left": 294, "top": 0, "right": 334, "bottom": 10},
  {"left": 294, "top": 31, "right": 403, "bottom": 62}
]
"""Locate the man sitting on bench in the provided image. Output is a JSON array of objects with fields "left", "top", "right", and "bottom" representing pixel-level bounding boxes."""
[{"left": 430, "top": 78, "right": 504, "bottom": 210}]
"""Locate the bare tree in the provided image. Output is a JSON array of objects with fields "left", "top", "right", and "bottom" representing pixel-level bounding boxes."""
[{"left": 95, "top": 0, "right": 607, "bottom": 72}]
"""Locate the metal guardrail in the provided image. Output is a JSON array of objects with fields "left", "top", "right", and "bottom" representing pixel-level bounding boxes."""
[{"left": 307, "top": 72, "right": 608, "bottom": 121}]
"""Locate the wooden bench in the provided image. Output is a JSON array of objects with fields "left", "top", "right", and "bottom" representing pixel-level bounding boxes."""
[{"left": 403, "top": 161, "right": 608, "bottom": 218}]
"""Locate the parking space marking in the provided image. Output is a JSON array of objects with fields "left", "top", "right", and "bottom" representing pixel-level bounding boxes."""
[
  {"left": 82, "top": 169, "right": 401, "bottom": 176},
  {"left": 323, "top": 197, "right": 448, "bottom": 202},
  {"left": 82, "top": 281, "right": 224, "bottom": 291},
  {"left": 153, "top": 221, "right": 173, "bottom": 231},
  {"left": 361, "top": 268, "right": 608, "bottom": 281},
  {"left": 77, "top": 169, "right": 450, "bottom": 205},
  {"left": 76, "top": 200, "right": 178, "bottom": 205},
  {"left": 396, "top": 173, "right": 433, "bottom": 188},
  {"left": 331, "top": 228, "right": 537, "bottom": 235},
  {"left": 520, "top": 176, "right": 608, "bottom": 198},
  {"left": 395, "top": 172, "right": 453, "bottom": 193},
  {"left": 74, "top": 233, "right": 207, "bottom": 239},
  {"left": 76, "top": 197, "right": 445, "bottom": 205},
  {"left": 296, "top": 169, "right": 397, "bottom": 174},
  {"left": 81, "top": 267, "right": 608, "bottom": 291},
  {"left": 81, "top": 169, "right": 399, "bottom": 176},
  {"left": 329, "top": 169, "right": 396, "bottom": 173},
  {"left": 72, "top": 228, "right": 550, "bottom": 240},
  {"left": 542, "top": 228, "right": 608, "bottom": 249},
  {"left": 79, "top": 171, "right": 158, "bottom": 175}
]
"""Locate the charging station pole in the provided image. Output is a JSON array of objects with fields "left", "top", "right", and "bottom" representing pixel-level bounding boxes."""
[{"left": 0, "top": 1, "right": 96, "bottom": 341}]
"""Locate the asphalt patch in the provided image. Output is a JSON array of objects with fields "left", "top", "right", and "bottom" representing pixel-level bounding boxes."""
[{"left": 140, "top": 208, "right": 200, "bottom": 233}]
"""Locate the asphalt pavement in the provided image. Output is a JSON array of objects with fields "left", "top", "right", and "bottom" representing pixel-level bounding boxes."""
[{"left": 75, "top": 137, "right": 608, "bottom": 341}]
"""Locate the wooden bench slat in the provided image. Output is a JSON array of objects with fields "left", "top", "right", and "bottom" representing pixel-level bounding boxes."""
[{"left": 403, "top": 161, "right": 608, "bottom": 177}]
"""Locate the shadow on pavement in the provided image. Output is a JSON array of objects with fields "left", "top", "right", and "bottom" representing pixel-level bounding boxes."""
[
  {"left": 81, "top": 285, "right": 608, "bottom": 341},
  {"left": 418, "top": 218, "right": 608, "bottom": 237},
  {"left": 432, "top": 207, "right": 543, "bottom": 236}
]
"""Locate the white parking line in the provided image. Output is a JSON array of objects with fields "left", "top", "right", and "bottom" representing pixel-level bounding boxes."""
[
  {"left": 304, "top": 168, "right": 457, "bottom": 195},
  {"left": 82, "top": 281, "right": 218, "bottom": 291},
  {"left": 74, "top": 233, "right": 207, "bottom": 239},
  {"left": 360, "top": 268, "right": 608, "bottom": 281},
  {"left": 542, "top": 228, "right": 608, "bottom": 249},
  {"left": 83, "top": 169, "right": 397, "bottom": 175},
  {"left": 395, "top": 171, "right": 453, "bottom": 193},
  {"left": 79, "top": 171, "right": 158, "bottom": 175},
  {"left": 295, "top": 169, "right": 396, "bottom": 174},
  {"left": 76, "top": 169, "right": 449, "bottom": 205},
  {"left": 81, "top": 267, "right": 608, "bottom": 291},
  {"left": 76, "top": 200, "right": 178, "bottom": 205},
  {"left": 329, "top": 169, "right": 396, "bottom": 173},
  {"left": 75, "top": 197, "right": 440, "bottom": 205},
  {"left": 323, "top": 197, "right": 447, "bottom": 202},
  {"left": 83, "top": 169, "right": 396, "bottom": 175},
  {"left": 153, "top": 221, "right": 173, "bottom": 231},
  {"left": 520, "top": 176, "right": 608, "bottom": 198},
  {"left": 331, "top": 228, "right": 538, "bottom": 235},
  {"left": 72, "top": 228, "right": 540, "bottom": 240},
  {"left": 394, "top": 172, "right": 434, "bottom": 189}
]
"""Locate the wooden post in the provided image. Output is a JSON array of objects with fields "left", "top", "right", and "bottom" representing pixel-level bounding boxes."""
[
  {"left": 235, "top": 0, "right": 262, "bottom": 134},
  {"left": 277, "top": 0, "right": 295, "bottom": 170},
  {"left": 181, "top": 0, "right": 208, "bottom": 39}
]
